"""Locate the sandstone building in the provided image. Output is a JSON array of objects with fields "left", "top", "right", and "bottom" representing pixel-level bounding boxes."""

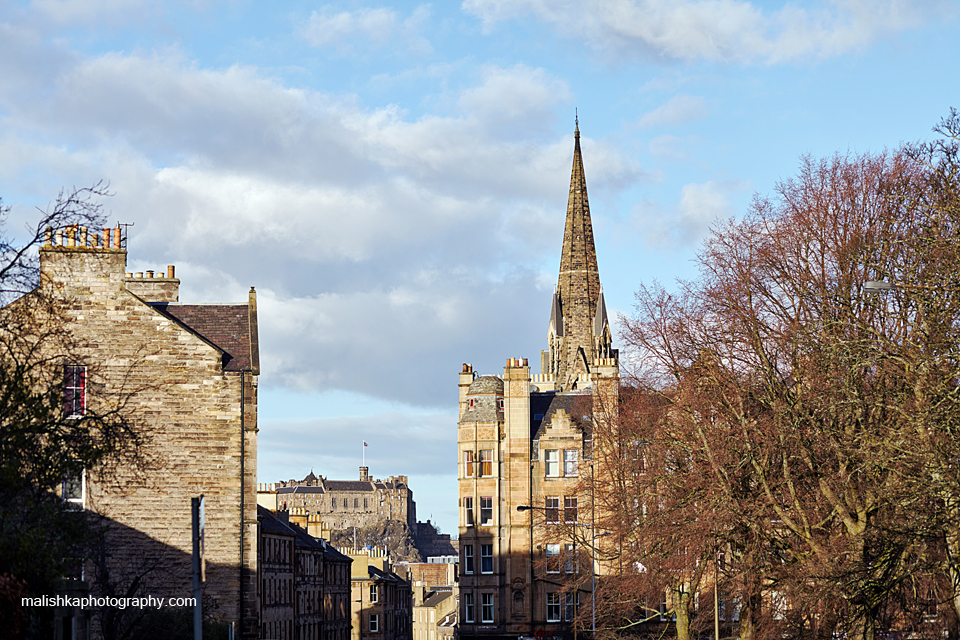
[
  {"left": 275, "top": 467, "right": 417, "bottom": 530},
  {"left": 347, "top": 549, "right": 413, "bottom": 640},
  {"left": 457, "top": 124, "right": 619, "bottom": 639},
  {"left": 257, "top": 505, "right": 353, "bottom": 640},
  {"left": 30, "top": 227, "right": 260, "bottom": 637}
]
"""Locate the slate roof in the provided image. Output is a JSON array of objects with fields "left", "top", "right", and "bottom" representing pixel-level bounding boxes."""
[
  {"left": 466, "top": 376, "right": 503, "bottom": 395},
  {"left": 422, "top": 591, "right": 453, "bottom": 608},
  {"left": 277, "top": 486, "right": 325, "bottom": 494},
  {"left": 150, "top": 302, "right": 258, "bottom": 373},
  {"left": 289, "top": 522, "right": 324, "bottom": 551},
  {"left": 258, "top": 505, "right": 295, "bottom": 536},
  {"left": 326, "top": 481, "right": 375, "bottom": 492},
  {"left": 321, "top": 541, "right": 352, "bottom": 564},
  {"left": 460, "top": 376, "right": 505, "bottom": 424},
  {"left": 531, "top": 391, "right": 592, "bottom": 440}
]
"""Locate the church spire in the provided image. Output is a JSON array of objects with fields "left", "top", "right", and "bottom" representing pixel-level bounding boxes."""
[{"left": 541, "top": 122, "right": 612, "bottom": 391}]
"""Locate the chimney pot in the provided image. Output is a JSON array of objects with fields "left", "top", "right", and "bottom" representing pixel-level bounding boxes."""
[
  {"left": 103, "top": 228, "right": 111, "bottom": 248},
  {"left": 146, "top": 270, "right": 154, "bottom": 278},
  {"left": 113, "top": 227, "right": 121, "bottom": 248},
  {"left": 135, "top": 272, "right": 143, "bottom": 278},
  {"left": 167, "top": 265, "right": 175, "bottom": 278}
]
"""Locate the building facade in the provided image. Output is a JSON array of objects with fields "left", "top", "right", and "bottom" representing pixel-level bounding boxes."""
[
  {"left": 457, "top": 125, "right": 619, "bottom": 639},
  {"left": 275, "top": 467, "right": 417, "bottom": 530},
  {"left": 257, "top": 505, "right": 354, "bottom": 640},
  {"left": 347, "top": 550, "right": 413, "bottom": 640},
  {"left": 412, "top": 588, "right": 456, "bottom": 640},
  {"left": 32, "top": 226, "right": 260, "bottom": 637}
]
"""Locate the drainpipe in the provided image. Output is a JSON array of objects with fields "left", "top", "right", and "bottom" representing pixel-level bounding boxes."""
[{"left": 240, "top": 370, "right": 246, "bottom": 636}]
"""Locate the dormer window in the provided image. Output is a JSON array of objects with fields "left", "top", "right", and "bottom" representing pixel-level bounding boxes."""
[
  {"left": 498, "top": 398, "right": 504, "bottom": 411},
  {"left": 469, "top": 398, "right": 475, "bottom": 410}
]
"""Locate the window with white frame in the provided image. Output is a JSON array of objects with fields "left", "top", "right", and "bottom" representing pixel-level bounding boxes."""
[
  {"left": 464, "top": 451, "right": 474, "bottom": 477},
  {"left": 563, "top": 449, "right": 578, "bottom": 476},
  {"left": 479, "top": 450, "right": 493, "bottom": 477},
  {"left": 463, "top": 593, "right": 474, "bottom": 623},
  {"left": 545, "top": 496, "right": 559, "bottom": 523},
  {"left": 564, "top": 593, "right": 578, "bottom": 622},
  {"left": 480, "top": 544, "right": 493, "bottom": 573},
  {"left": 481, "top": 594, "right": 494, "bottom": 623},
  {"left": 564, "top": 496, "right": 578, "bottom": 523},
  {"left": 63, "top": 365, "right": 86, "bottom": 418},
  {"left": 464, "top": 497, "right": 474, "bottom": 526},
  {"left": 480, "top": 496, "right": 493, "bottom": 525},
  {"left": 370, "top": 584, "right": 378, "bottom": 603},
  {"left": 546, "top": 593, "right": 561, "bottom": 622},
  {"left": 369, "top": 614, "right": 379, "bottom": 633},
  {"left": 463, "top": 545, "right": 474, "bottom": 574},
  {"left": 544, "top": 450, "right": 559, "bottom": 476},
  {"left": 564, "top": 543, "right": 576, "bottom": 573},
  {"left": 546, "top": 544, "right": 560, "bottom": 573}
]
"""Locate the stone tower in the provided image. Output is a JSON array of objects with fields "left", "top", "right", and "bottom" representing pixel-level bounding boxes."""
[
  {"left": 543, "top": 121, "right": 615, "bottom": 391},
  {"left": 458, "top": 124, "right": 619, "bottom": 640}
]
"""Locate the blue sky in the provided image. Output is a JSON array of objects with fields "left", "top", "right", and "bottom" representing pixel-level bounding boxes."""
[{"left": 2, "top": 0, "right": 958, "bottom": 535}]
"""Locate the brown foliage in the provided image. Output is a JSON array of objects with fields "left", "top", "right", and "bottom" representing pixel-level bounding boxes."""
[{"left": 611, "top": 112, "right": 960, "bottom": 640}]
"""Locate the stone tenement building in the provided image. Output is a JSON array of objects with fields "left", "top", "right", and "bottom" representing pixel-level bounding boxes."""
[
  {"left": 347, "top": 548, "right": 413, "bottom": 640},
  {"left": 28, "top": 227, "right": 260, "bottom": 638},
  {"left": 457, "top": 124, "right": 620, "bottom": 639},
  {"left": 274, "top": 467, "right": 417, "bottom": 530},
  {"left": 257, "top": 505, "right": 353, "bottom": 640}
]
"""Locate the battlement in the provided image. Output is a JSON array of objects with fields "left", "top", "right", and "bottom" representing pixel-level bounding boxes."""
[{"left": 592, "top": 357, "right": 618, "bottom": 368}]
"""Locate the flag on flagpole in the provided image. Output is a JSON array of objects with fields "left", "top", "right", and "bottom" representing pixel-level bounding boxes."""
[{"left": 363, "top": 442, "right": 368, "bottom": 447}]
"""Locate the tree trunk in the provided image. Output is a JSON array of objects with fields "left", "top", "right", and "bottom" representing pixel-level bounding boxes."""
[{"left": 674, "top": 590, "right": 692, "bottom": 640}]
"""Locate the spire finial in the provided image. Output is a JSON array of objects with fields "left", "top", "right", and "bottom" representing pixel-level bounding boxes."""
[{"left": 575, "top": 109, "right": 579, "bottom": 136}]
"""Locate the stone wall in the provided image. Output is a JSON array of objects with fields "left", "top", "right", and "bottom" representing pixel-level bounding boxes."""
[{"left": 38, "top": 230, "right": 259, "bottom": 638}]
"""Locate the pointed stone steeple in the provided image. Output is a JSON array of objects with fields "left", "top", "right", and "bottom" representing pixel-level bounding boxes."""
[{"left": 541, "top": 121, "right": 615, "bottom": 391}]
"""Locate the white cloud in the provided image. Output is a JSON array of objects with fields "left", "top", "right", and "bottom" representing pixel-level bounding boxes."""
[
  {"left": 648, "top": 134, "right": 699, "bottom": 162},
  {"left": 0, "top": 48, "right": 645, "bottom": 406},
  {"left": 29, "top": 0, "right": 166, "bottom": 26},
  {"left": 633, "top": 179, "right": 747, "bottom": 246},
  {"left": 300, "top": 5, "right": 432, "bottom": 55},
  {"left": 462, "top": 0, "right": 942, "bottom": 63},
  {"left": 637, "top": 94, "right": 708, "bottom": 128},
  {"left": 675, "top": 180, "right": 735, "bottom": 242},
  {"left": 457, "top": 64, "right": 572, "bottom": 131}
]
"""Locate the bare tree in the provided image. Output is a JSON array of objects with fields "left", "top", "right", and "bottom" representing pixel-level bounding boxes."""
[
  {"left": 620, "top": 129, "right": 960, "bottom": 640},
  {"left": 0, "top": 185, "right": 148, "bottom": 636}
]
